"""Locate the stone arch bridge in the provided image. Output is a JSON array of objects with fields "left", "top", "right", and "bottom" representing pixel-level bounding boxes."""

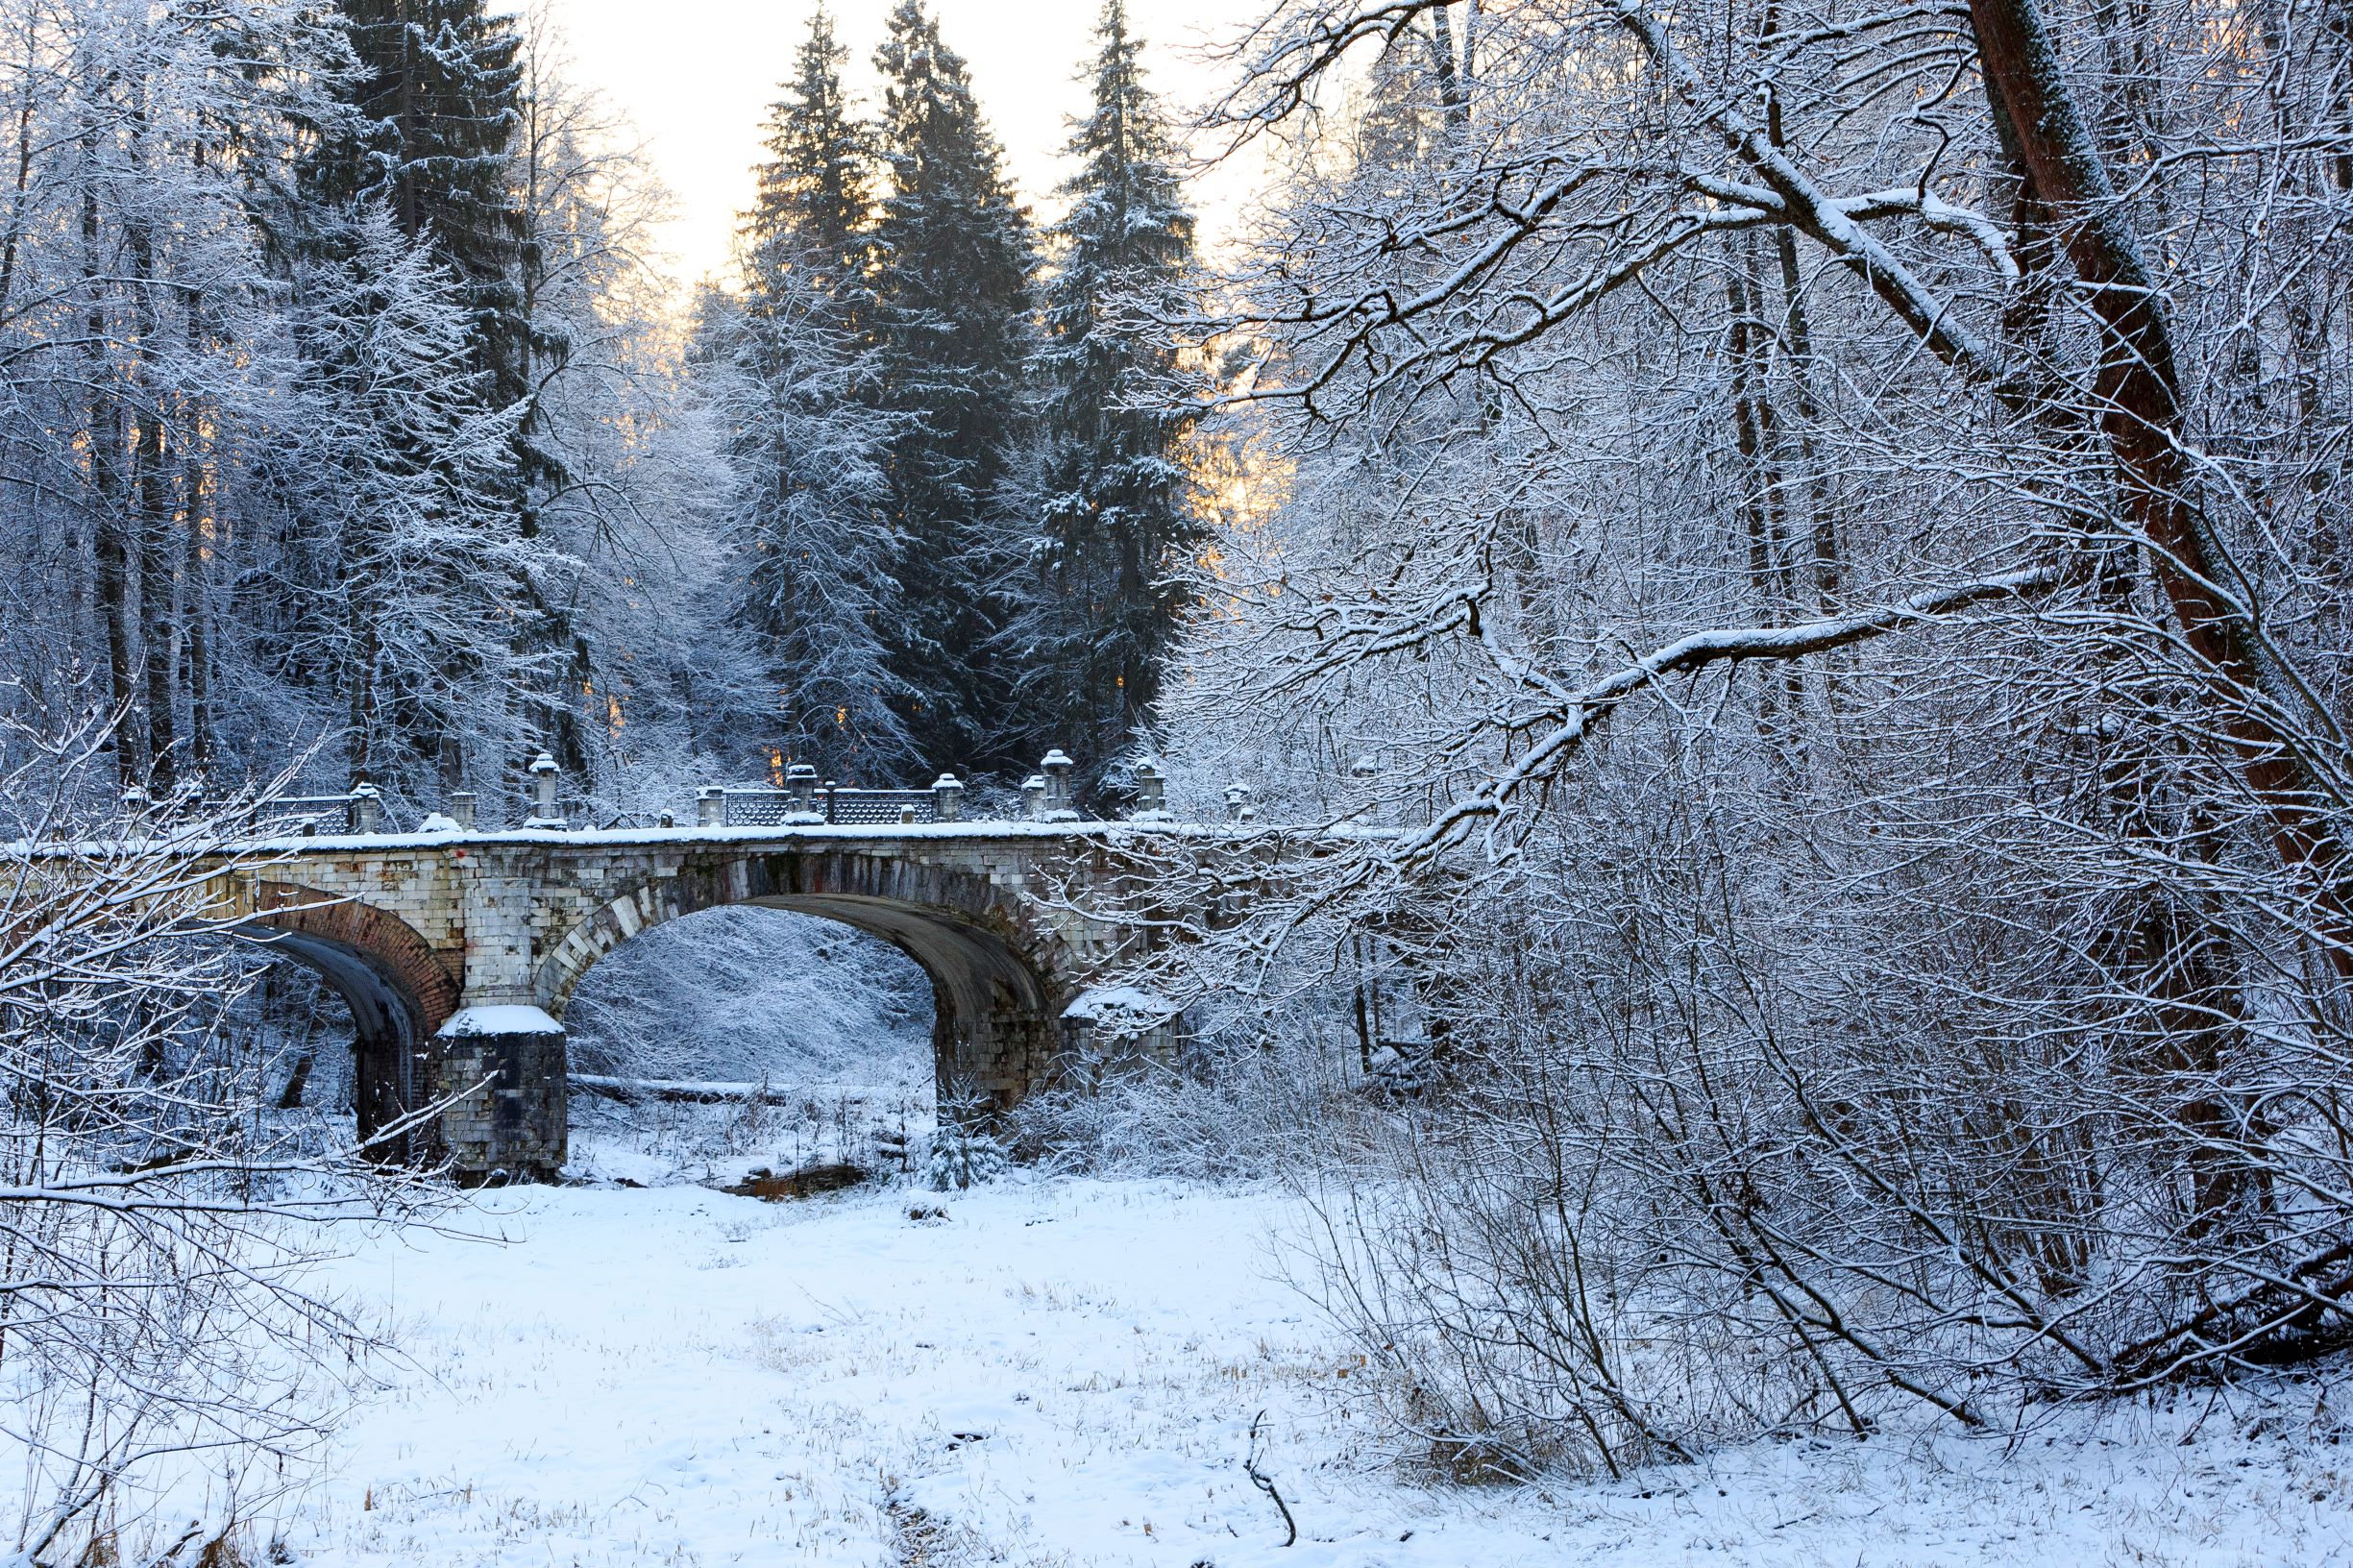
[{"left": 206, "top": 821, "right": 1193, "bottom": 1182}]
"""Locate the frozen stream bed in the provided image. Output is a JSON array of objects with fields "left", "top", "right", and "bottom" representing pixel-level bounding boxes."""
[{"left": 283, "top": 1173, "right": 2353, "bottom": 1568}]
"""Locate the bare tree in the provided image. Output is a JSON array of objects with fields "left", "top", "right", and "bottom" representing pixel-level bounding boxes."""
[
  {"left": 1108, "top": 0, "right": 2353, "bottom": 1473},
  {"left": 0, "top": 712, "right": 447, "bottom": 1562}
]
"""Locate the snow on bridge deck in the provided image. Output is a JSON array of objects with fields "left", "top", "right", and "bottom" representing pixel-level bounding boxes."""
[{"left": 216, "top": 817, "right": 1367, "bottom": 852}]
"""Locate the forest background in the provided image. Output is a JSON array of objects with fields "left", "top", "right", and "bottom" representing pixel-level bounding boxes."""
[{"left": 0, "top": 0, "right": 1207, "bottom": 817}]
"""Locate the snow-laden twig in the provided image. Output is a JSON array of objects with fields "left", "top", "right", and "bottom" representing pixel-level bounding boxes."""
[{"left": 1399, "top": 566, "right": 2063, "bottom": 865}]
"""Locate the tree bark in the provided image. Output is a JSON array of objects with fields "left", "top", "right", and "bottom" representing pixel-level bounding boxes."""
[
  {"left": 1967, "top": 0, "right": 2350, "bottom": 954},
  {"left": 135, "top": 406, "right": 176, "bottom": 793},
  {"left": 1726, "top": 240, "right": 1803, "bottom": 751},
  {"left": 81, "top": 126, "right": 137, "bottom": 783},
  {"left": 126, "top": 87, "right": 175, "bottom": 793}
]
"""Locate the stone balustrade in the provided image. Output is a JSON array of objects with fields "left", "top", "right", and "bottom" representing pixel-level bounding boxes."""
[{"left": 236, "top": 748, "right": 1249, "bottom": 841}]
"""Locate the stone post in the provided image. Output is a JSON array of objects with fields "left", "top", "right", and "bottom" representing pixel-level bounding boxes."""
[
  {"left": 933, "top": 773, "right": 965, "bottom": 822},
  {"left": 1131, "top": 760, "right": 1168, "bottom": 821},
  {"left": 1040, "top": 749, "right": 1077, "bottom": 821},
  {"left": 785, "top": 762, "right": 821, "bottom": 823},
  {"left": 348, "top": 782, "right": 381, "bottom": 835},
  {"left": 1225, "top": 783, "right": 1253, "bottom": 822},
  {"left": 448, "top": 790, "right": 477, "bottom": 830},
  {"left": 1023, "top": 774, "right": 1048, "bottom": 821},
  {"left": 697, "top": 787, "right": 724, "bottom": 828},
  {"left": 528, "top": 751, "right": 564, "bottom": 827}
]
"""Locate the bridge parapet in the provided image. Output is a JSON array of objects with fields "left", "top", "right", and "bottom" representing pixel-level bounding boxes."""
[{"left": 220, "top": 747, "right": 1266, "bottom": 838}]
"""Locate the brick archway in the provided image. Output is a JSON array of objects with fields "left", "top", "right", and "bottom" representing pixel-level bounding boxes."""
[
  {"left": 539, "top": 850, "right": 1077, "bottom": 1111},
  {"left": 240, "top": 883, "right": 461, "bottom": 1156}
]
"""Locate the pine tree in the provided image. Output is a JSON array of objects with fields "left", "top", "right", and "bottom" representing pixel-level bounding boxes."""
[
  {"left": 1016, "top": 0, "right": 1206, "bottom": 769},
  {"left": 866, "top": 0, "right": 1037, "bottom": 772},
  {"left": 717, "top": 8, "right": 915, "bottom": 778}
]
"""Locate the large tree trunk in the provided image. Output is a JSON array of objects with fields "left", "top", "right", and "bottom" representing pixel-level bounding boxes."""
[
  {"left": 135, "top": 405, "right": 176, "bottom": 793},
  {"left": 121, "top": 86, "right": 179, "bottom": 794},
  {"left": 183, "top": 437, "right": 212, "bottom": 778},
  {"left": 0, "top": 20, "right": 36, "bottom": 315},
  {"left": 1972, "top": 0, "right": 2300, "bottom": 1329},
  {"left": 91, "top": 415, "right": 135, "bottom": 778},
  {"left": 1968, "top": 0, "right": 2350, "bottom": 954},
  {"left": 1725, "top": 239, "right": 1803, "bottom": 753}
]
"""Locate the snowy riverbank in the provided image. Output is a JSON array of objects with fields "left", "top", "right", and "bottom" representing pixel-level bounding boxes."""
[{"left": 273, "top": 1173, "right": 2353, "bottom": 1567}]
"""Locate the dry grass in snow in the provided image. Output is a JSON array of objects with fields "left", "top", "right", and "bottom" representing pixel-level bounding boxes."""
[{"left": 270, "top": 1172, "right": 2353, "bottom": 1567}]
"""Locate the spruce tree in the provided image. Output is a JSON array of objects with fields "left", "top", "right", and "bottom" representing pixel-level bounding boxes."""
[
  {"left": 271, "top": 203, "right": 525, "bottom": 801},
  {"left": 299, "top": 0, "right": 530, "bottom": 792},
  {"left": 719, "top": 8, "right": 914, "bottom": 777},
  {"left": 1017, "top": 0, "right": 1206, "bottom": 768},
  {"left": 746, "top": 6, "right": 869, "bottom": 311},
  {"left": 866, "top": 0, "right": 1037, "bottom": 772},
  {"left": 308, "top": 0, "right": 527, "bottom": 447}
]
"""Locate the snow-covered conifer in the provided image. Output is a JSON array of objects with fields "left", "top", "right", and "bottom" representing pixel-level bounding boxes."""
[
  {"left": 710, "top": 7, "right": 917, "bottom": 778},
  {"left": 262, "top": 201, "right": 526, "bottom": 799},
  {"left": 865, "top": 0, "right": 1038, "bottom": 773},
  {"left": 1002, "top": 1, "right": 1208, "bottom": 776},
  {"left": 306, "top": 0, "right": 527, "bottom": 472}
]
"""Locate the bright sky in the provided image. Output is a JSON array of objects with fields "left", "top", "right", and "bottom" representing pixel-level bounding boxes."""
[{"left": 543, "top": 0, "right": 1275, "bottom": 292}]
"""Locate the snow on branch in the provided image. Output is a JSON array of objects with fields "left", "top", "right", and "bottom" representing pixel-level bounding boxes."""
[
  {"left": 1597, "top": 0, "right": 2015, "bottom": 387},
  {"left": 1399, "top": 565, "right": 2065, "bottom": 864},
  {"left": 1828, "top": 188, "right": 2020, "bottom": 278},
  {"left": 1110, "top": 567, "right": 2066, "bottom": 992}
]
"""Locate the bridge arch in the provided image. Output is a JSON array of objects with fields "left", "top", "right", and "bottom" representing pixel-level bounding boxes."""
[
  {"left": 539, "top": 850, "right": 1077, "bottom": 1111},
  {"left": 235, "top": 883, "right": 459, "bottom": 1157}
]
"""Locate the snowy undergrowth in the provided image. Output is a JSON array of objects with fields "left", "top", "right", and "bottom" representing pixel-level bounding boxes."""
[
  {"left": 268, "top": 1174, "right": 2352, "bottom": 1568},
  {"left": 562, "top": 906, "right": 939, "bottom": 1184},
  {"left": 568, "top": 1087, "right": 935, "bottom": 1189}
]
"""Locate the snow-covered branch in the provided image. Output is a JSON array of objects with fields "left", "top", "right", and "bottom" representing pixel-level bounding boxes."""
[{"left": 1396, "top": 566, "right": 2063, "bottom": 863}]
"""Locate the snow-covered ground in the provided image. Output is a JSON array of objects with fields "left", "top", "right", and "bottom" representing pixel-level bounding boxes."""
[
  {"left": 276, "top": 1164, "right": 2353, "bottom": 1568},
  {"left": 208, "top": 908, "right": 2353, "bottom": 1565}
]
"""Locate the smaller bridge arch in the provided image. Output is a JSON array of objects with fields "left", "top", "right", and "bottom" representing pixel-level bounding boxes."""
[{"left": 235, "top": 883, "right": 459, "bottom": 1160}]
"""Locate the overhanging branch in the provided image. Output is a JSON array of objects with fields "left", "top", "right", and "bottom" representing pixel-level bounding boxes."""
[{"left": 1398, "top": 565, "right": 2064, "bottom": 863}]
